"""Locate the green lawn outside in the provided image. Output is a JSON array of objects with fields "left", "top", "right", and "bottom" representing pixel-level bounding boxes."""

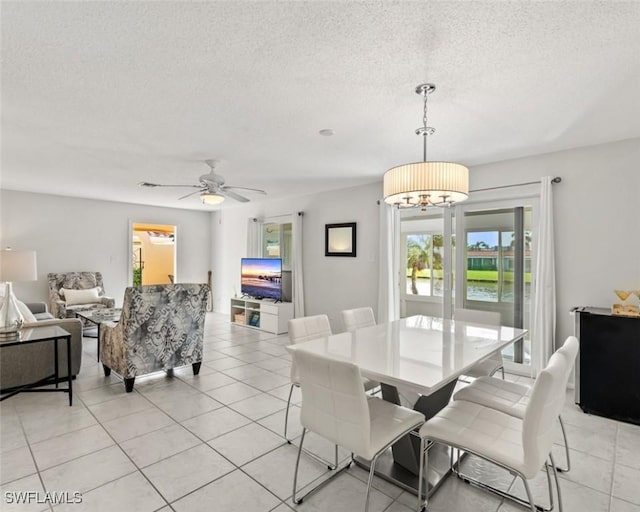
[{"left": 406, "top": 269, "right": 531, "bottom": 283}]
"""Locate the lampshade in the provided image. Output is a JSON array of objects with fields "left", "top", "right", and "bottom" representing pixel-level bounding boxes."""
[
  {"left": 383, "top": 83, "right": 469, "bottom": 210},
  {"left": 383, "top": 161, "right": 469, "bottom": 208},
  {"left": 0, "top": 250, "right": 38, "bottom": 282},
  {"left": 201, "top": 193, "right": 225, "bottom": 205}
]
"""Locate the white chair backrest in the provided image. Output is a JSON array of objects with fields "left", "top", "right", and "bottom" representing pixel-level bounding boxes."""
[
  {"left": 556, "top": 336, "right": 579, "bottom": 378},
  {"left": 522, "top": 336, "right": 579, "bottom": 477},
  {"left": 294, "top": 349, "right": 371, "bottom": 456},
  {"left": 454, "top": 308, "right": 501, "bottom": 325},
  {"left": 288, "top": 315, "right": 332, "bottom": 384},
  {"left": 342, "top": 307, "right": 376, "bottom": 332},
  {"left": 289, "top": 315, "right": 332, "bottom": 344}
]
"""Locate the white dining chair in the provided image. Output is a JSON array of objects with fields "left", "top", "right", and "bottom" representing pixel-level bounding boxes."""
[
  {"left": 455, "top": 308, "right": 504, "bottom": 379},
  {"left": 452, "top": 336, "right": 579, "bottom": 473},
  {"left": 286, "top": 314, "right": 378, "bottom": 446},
  {"left": 285, "top": 315, "right": 334, "bottom": 445},
  {"left": 292, "top": 349, "right": 424, "bottom": 511},
  {"left": 341, "top": 307, "right": 381, "bottom": 394},
  {"left": 417, "top": 338, "right": 578, "bottom": 512},
  {"left": 342, "top": 307, "right": 376, "bottom": 332}
]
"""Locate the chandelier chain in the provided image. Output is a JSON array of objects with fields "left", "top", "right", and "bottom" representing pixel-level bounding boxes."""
[
  {"left": 423, "top": 90, "right": 428, "bottom": 130},
  {"left": 422, "top": 89, "right": 428, "bottom": 162}
]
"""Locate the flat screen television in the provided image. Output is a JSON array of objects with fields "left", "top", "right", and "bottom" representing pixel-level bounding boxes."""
[{"left": 241, "top": 258, "right": 282, "bottom": 301}]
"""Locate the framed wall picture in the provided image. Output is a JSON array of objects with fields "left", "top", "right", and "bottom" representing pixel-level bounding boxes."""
[{"left": 325, "top": 222, "right": 356, "bottom": 257}]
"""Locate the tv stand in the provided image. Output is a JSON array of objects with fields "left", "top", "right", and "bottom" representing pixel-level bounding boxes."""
[{"left": 230, "top": 298, "right": 293, "bottom": 334}]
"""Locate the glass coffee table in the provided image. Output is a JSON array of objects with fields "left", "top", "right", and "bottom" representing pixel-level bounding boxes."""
[{"left": 75, "top": 308, "right": 121, "bottom": 361}]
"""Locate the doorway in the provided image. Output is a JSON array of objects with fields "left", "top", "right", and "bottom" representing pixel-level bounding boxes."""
[{"left": 131, "top": 223, "right": 176, "bottom": 285}]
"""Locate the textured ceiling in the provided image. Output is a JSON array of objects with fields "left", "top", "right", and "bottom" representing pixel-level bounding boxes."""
[{"left": 2, "top": 1, "right": 639, "bottom": 210}]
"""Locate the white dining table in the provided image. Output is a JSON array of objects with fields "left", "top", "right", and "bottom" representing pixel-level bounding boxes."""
[{"left": 286, "top": 314, "right": 528, "bottom": 495}]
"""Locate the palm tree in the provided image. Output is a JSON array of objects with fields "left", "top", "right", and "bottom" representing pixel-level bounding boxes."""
[{"left": 407, "top": 235, "right": 431, "bottom": 295}]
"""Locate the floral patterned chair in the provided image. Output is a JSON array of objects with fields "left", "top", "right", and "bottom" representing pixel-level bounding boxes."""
[
  {"left": 100, "top": 283, "right": 209, "bottom": 392},
  {"left": 47, "top": 272, "right": 115, "bottom": 321}
]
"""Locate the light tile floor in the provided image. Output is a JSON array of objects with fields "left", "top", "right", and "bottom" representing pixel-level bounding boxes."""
[{"left": 1, "top": 312, "right": 639, "bottom": 512}]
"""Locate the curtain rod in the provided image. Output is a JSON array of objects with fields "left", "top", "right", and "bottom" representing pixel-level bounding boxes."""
[
  {"left": 376, "top": 177, "right": 561, "bottom": 204},
  {"left": 471, "top": 177, "right": 561, "bottom": 194},
  {"left": 255, "top": 212, "right": 304, "bottom": 221}
]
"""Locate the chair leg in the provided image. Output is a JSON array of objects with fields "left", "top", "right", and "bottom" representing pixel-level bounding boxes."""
[
  {"left": 192, "top": 362, "right": 202, "bottom": 375},
  {"left": 549, "top": 452, "right": 564, "bottom": 512},
  {"left": 522, "top": 477, "right": 538, "bottom": 512},
  {"left": 454, "top": 455, "right": 554, "bottom": 511},
  {"left": 364, "top": 455, "right": 378, "bottom": 512},
  {"left": 124, "top": 377, "right": 135, "bottom": 393},
  {"left": 417, "top": 437, "right": 428, "bottom": 512},
  {"left": 556, "top": 415, "right": 571, "bottom": 472},
  {"left": 544, "top": 453, "right": 555, "bottom": 511},
  {"left": 291, "top": 430, "right": 352, "bottom": 505},
  {"left": 284, "top": 384, "right": 295, "bottom": 442},
  {"left": 292, "top": 428, "right": 306, "bottom": 504},
  {"left": 102, "top": 365, "right": 111, "bottom": 377},
  {"left": 500, "top": 366, "right": 505, "bottom": 379}
]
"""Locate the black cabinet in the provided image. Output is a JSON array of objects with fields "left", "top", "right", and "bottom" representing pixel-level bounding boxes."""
[{"left": 575, "top": 307, "right": 640, "bottom": 425}]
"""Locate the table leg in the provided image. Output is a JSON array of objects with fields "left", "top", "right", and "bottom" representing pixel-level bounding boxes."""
[
  {"left": 54, "top": 338, "right": 59, "bottom": 389},
  {"left": 97, "top": 323, "right": 100, "bottom": 362},
  {"left": 355, "top": 379, "right": 458, "bottom": 496},
  {"left": 66, "top": 336, "right": 73, "bottom": 406}
]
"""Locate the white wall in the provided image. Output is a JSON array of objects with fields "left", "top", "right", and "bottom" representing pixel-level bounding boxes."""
[
  {"left": 211, "top": 181, "right": 381, "bottom": 332},
  {"left": 469, "top": 138, "right": 640, "bottom": 345},
  {"left": 0, "top": 190, "right": 212, "bottom": 305}
]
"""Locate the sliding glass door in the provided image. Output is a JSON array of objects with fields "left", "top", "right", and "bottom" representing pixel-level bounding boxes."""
[
  {"left": 455, "top": 201, "right": 535, "bottom": 370},
  {"left": 399, "top": 196, "right": 536, "bottom": 372}
]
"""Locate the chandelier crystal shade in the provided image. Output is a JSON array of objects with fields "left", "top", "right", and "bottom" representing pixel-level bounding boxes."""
[{"left": 383, "top": 84, "right": 469, "bottom": 210}]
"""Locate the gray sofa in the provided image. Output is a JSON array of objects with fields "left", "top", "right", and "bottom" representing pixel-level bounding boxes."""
[{"left": 0, "top": 302, "right": 83, "bottom": 391}]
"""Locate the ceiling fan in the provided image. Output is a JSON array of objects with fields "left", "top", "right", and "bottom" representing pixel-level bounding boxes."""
[{"left": 138, "top": 159, "right": 266, "bottom": 205}]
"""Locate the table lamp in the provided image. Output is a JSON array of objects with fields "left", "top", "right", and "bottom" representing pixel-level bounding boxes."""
[{"left": 0, "top": 248, "right": 38, "bottom": 340}]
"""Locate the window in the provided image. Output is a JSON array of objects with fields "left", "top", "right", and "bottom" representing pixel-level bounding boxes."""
[
  {"left": 464, "top": 228, "right": 532, "bottom": 304},
  {"left": 403, "top": 232, "right": 444, "bottom": 297},
  {"left": 261, "top": 221, "right": 292, "bottom": 269}
]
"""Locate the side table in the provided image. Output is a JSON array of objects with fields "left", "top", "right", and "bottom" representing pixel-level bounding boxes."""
[
  {"left": 75, "top": 308, "right": 122, "bottom": 362},
  {"left": 0, "top": 325, "right": 73, "bottom": 406}
]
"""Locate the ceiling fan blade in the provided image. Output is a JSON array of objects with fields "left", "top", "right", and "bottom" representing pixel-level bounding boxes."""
[
  {"left": 178, "top": 189, "right": 204, "bottom": 200},
  {"left": 139, "top": 182, "right": 202, "bottom": 189},
  {"left": 221, "top": 189, "right": 250, "bottom": 203},
  {"left": 223, "top": 185, "right": 267, "bottom": 195}
]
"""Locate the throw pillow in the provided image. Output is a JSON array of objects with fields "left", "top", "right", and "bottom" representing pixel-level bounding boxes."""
[
  {"left": 60, "top": 286, "right": 102, "bottom": 298},
  {"left": 63, "top": 287, "right": 101, "bottom": 306}
]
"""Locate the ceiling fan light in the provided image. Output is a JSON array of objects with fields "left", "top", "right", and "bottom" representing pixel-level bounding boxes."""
[{"left": 200, "top": 192, "right": 225, "bottom": 205}]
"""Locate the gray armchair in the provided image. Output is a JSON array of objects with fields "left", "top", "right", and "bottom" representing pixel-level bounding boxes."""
[
  {"left": 47, "top": 272, "right": 115, "bottom": 321},
  {"left": 100, "top": 283, "right": 209, "bottom": 392}
]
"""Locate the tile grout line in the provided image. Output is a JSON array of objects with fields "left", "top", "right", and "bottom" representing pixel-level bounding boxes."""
[{"left": 607, "top": 422, "right": 619, "bottom": 512}]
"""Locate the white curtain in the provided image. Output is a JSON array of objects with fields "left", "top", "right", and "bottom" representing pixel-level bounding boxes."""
[
  {"left": 292, "top": 212, "right": 305, "bottom": 317},
  {"left": 532, "top": 176, "right": 556, "bottom": 375},
  {"left": 246, "top": 218, "right": 261, "bottom": 257},
  {"left": 377, "top": 203, "right": 399, "bottom": 323}
]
